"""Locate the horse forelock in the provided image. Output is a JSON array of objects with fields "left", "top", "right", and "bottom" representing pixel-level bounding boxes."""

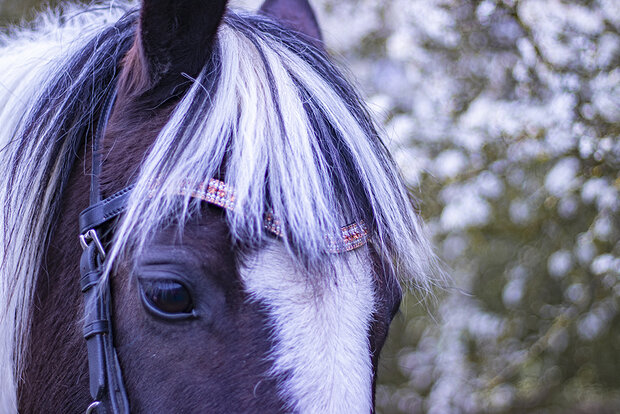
[{"left": 103, "top": 10, "right": 440, "bottom": 290}]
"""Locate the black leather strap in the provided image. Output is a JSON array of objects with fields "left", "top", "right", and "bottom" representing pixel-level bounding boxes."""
[
  {"left": 79, "top": 86, "right": 130, "bottom": 414},
  {"left": 79, "top": 186, "right": 133, "bottom": 234},
  {"left": 81, "top": 271, "right": 103, "bottom": 292},
  {"left": 90, "top": 89, "right": 117, "bottom": 205},
  {"left": 80, "top": 243, "right": 107, "bottom": 402},
  {"left": 84, "top": 320, "right": 111, "bottom": 338}
]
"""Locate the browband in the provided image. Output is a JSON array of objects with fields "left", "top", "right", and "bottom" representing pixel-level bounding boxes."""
[{"left": 80, "top": 179, "right": 368, "bottom": 254}]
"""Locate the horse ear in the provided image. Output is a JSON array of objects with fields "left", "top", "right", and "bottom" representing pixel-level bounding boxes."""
[
  {"left": 131, "top": 0, "right": 228, "bottom": 89},
  {"left": 259, "top": 0, "right": 323, "bottom": 46}
]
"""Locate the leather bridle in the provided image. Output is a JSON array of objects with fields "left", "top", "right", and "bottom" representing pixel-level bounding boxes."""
[
  {"left": 79, "top": 88, "right": 130, "bottom": 414},
  {"left": 77, "top": 85, "right": 370, "bottom": 414}
]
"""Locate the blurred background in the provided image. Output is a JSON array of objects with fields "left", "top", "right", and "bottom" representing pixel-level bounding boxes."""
[{"left": 2, "top": 0, "right": 618, "bottom": 412}]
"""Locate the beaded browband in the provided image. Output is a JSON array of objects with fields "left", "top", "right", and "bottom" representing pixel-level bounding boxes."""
[
  {"left": 175, "top": 178, "right": 368, "bottom": 253},
  {"left": 80, "top": 178, "right": 368, "bottom": 255}
]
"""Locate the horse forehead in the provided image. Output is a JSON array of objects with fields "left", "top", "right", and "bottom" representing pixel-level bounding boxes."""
[
  {"left": 240, "top": 243, "right": 376, "bottom": 412},
  {"left": 241, "top": 243, "right": 375, "bottom": 303}
]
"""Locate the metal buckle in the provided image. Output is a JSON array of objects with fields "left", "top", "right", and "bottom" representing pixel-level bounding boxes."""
[
  {"left": 85, "top": 401, "right": 101, "bottom": 414},
  {"left": 79, "top": 229, "right": 107, "bottom": 259}
]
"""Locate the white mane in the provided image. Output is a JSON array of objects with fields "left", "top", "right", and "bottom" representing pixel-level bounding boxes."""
[{"left": 0, "top": 3, "right": 133, "bottom": 411}]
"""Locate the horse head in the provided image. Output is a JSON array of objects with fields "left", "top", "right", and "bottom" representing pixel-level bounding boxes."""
[{"left": 0, "top": 1, "right": 438, "bottom": 412}]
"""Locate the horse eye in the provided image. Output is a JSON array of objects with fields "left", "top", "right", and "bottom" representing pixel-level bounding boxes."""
[{"left": 139, "top": 279, "right": 195, "bottom": 318}]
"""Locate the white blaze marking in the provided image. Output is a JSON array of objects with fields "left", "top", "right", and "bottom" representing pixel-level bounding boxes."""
[{"left": 241, "top": 243, "right": 375, "bottom": 413}]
